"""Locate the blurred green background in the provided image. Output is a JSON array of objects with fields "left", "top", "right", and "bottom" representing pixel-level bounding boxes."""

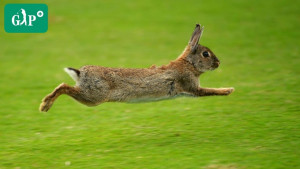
[{"left": 0, "top": 0, "right": 299, "bottom": 168}]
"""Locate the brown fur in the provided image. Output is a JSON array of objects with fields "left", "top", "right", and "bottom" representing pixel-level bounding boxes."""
[{"left": 39, "top": 24, "right": 234, "bottom": 112}]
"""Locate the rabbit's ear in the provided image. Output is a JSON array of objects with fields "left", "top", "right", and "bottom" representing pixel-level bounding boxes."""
[{"left": 189, "top": 24, "right": 204, "bottom": 54}]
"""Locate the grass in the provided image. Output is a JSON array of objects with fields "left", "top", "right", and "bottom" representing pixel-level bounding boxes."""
[{"left": 0, "top": 0, "right": 299, "bottom": 168}]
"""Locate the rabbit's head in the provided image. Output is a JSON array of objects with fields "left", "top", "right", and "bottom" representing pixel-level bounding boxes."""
[{"left": 184, "top": 24, "right": 220, "bottom": 73}]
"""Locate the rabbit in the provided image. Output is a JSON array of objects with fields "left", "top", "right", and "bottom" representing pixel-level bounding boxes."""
[{"left": 39, "top": 24, "right": 234, "bottom": 112}]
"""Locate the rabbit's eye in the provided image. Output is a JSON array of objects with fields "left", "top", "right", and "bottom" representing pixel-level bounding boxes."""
[{"left": 202, "top": 51, "right": 210, "bottom": 57}]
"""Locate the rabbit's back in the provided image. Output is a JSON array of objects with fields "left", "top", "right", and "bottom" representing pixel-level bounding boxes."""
[{"left": 78, "top": 65, "right": 179, "bottom": 103}]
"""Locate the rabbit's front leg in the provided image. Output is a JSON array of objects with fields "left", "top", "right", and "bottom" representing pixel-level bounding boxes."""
[{"left": 192, "top": 87, "right": 234, "bottom": 96}]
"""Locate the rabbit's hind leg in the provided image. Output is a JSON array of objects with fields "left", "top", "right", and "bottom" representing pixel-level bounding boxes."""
[{"left": 39, "top": 83, "right": 79, "bottom": 112}]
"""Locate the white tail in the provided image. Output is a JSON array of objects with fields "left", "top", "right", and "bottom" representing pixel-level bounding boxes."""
[{"left": 64, "top": 67, "right": 80, "bottom": 83}]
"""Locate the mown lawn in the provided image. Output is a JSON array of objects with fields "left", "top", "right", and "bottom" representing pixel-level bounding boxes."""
[{"left": 0, "top": 0, "right": 299, "bottom": 168}]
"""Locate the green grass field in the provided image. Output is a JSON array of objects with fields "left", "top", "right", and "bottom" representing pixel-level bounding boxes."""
[{"left": 0, "top": 0, "right": 299, "bottom": 168}]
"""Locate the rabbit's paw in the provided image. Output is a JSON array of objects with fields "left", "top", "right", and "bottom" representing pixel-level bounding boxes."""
[
  {"left": 39, "top": 95, "right": 54, "bottom": 112},
  {"left": 224, "top": 87, "right": 234, "bottom": 95}
]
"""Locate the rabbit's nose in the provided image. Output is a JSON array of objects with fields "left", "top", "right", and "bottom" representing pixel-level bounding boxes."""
[{"left": 214, "top": 61, "right": 220, "bottom": 68}]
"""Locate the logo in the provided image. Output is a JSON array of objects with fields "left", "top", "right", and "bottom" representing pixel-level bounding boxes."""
[{"left": 5, "top": 4, "right": 48, "bottom": 33}]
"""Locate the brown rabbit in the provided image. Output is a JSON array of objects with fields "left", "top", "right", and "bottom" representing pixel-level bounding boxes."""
[{"left": 40, "top": 24, "right": 234, "bottom": 112}]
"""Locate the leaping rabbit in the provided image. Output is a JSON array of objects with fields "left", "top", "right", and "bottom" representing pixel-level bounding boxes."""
[{"left": 40, "top": 24, "right": 234, "bottom": 112}]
